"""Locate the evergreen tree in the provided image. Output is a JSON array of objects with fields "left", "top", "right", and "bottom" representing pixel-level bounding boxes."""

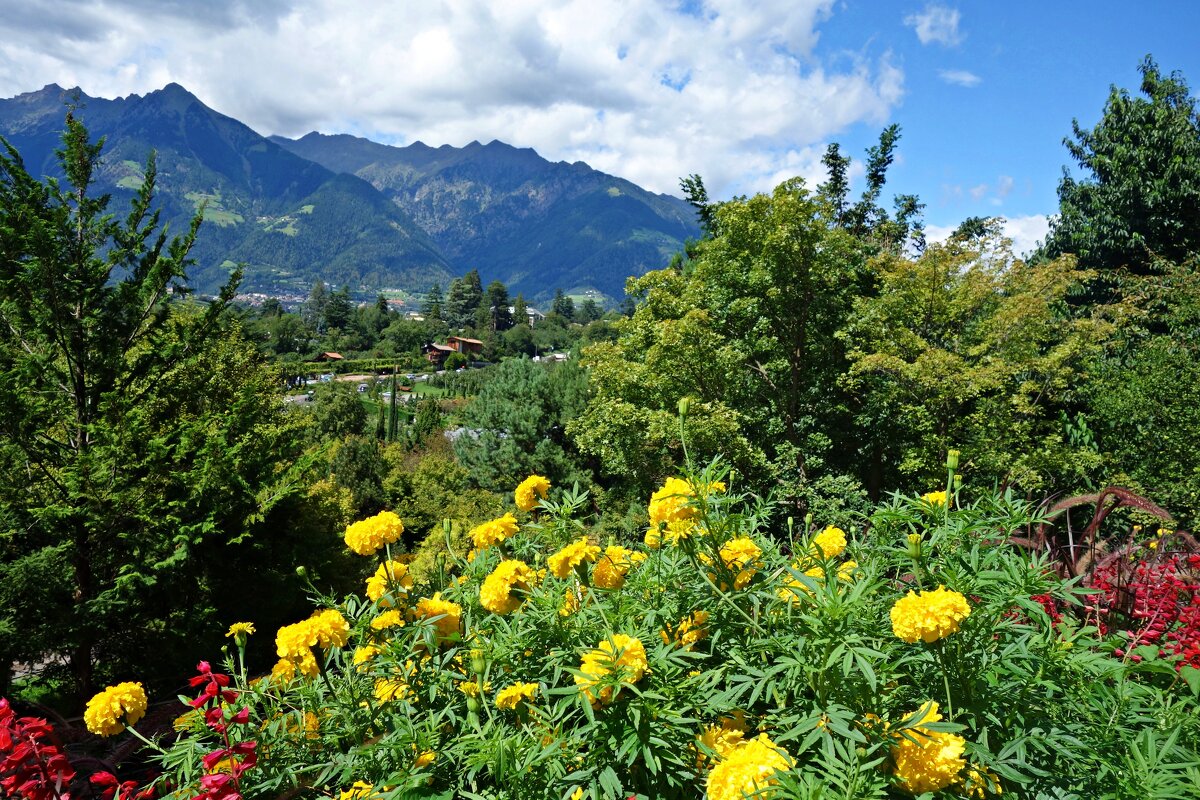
[
  {"left": 304, "top": 281, "right": 329, "bottom": 333},
  {"left": 551, "top": 288, "right": 575, "bottom": 320},
  {"left": 423, "top": 282, "right": 443, "bottom": 320},
  {"left": 575, "top": 298, "right": 601, "bottom": 323},
  {"left": 0, "top": 117, "right": 299, "bottom": 697},
  {"left": 513, "top": 293, "right": 529, "bottom": 327},
  {"left": 325, "top": 285, "right": 353, "bottom": 331},
  {"left": 487, "top": 280, "right": 513, "bottom": 332}
]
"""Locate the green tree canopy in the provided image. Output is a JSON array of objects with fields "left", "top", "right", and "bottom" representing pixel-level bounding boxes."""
[{"left": 1042, "top": 57, "right": 1200, "bottom": 277}]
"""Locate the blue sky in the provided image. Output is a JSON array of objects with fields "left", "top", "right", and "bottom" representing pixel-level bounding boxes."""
[{"left": 1, "top": 1, "right": 1197, "bottom": 252}]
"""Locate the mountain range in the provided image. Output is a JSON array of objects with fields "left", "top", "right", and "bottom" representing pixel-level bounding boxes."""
[{"left": 0, "top": 83, "right": 700, "bottom": 302}]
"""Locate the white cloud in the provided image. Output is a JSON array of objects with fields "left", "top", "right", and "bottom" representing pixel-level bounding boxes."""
[
  {"left": 937, "top": 68, "right": 980, "bottom": 87},
  {"left": 0, "top": 0, "right": 906, "bottom": 198},
  {"left": 904, "top": 4, "right": 963, "bottom": 46},
  {"left": 925, "top": 214, "right": 1050, "bottom": 257}
]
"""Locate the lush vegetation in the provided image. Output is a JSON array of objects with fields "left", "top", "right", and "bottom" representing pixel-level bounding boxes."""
[{"left": 2, "top": 57, "right": 1200, "bottom": 800}]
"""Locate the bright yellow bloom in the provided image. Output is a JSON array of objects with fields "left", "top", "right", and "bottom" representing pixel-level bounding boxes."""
[
  {"left": 495, "top": 682, "right": 538, "bottom": 710},
  {"left": 921, "top": 490, "right": 948, "bottom": 507},
  {"left": 592, "top": 546, "right": 646, "bottom": 590},
  {"left": 480, "top": 559, "right": 538, "bottom": 614},
  {"left": 308, "top": 609, "right": 350, "bottom": 648},
  {"left": 470, "top": 513, "right": 520, "bottom": 549},
  {"left": 661, "top": 610, "right": 710, "bottom": 649},
  {"left": 514, "top": 474, "right": 551, "bottom": 511},
  {"left": 353, "top": 645, "right": 380, "bottom": 670},
  {"left": 837, "top": 560, "right": 858, "bottom": 581},
  {"left": 575, "top": 634, "right": 648, "bottom": 705},
  {"left": 412, "top": 593, "right": 462, "bottom": 642},
  {"left": 890, "top": 586, "right": 971, "bottom": 643},
  {"left": 365, "top": 559, "right": 414, "bottom": 605},
  {"left": 891, "top": 702, "right": 967, "bottom": 794},
  {"left": 84, "top": 682, "right": 148, "bottom": 737},
  {"left": 271, "top": 658, "right": 298, "bottom": 683},
  {"left": 718, "top": 536, "right": 763, "bottom": 589},
  {"left": 647, "top": 477, "right": 725, "bottom": 543},
  {"left": 696, "top": 716, "right": 747, "bottom": 767},
  {"left": 370, "top": 610, "right": 406, "bottom": 631},
  {"left": 547, "top": 537, "right": 601, "bottom": 579},
  {"left": 559, "top": 585, "right": 588, "bottom": 616},
  {"left": 414, "top": 750, "right": 437, "bottom": 768},
  {"left": 706, "top": 733, "right": 793, "bottom": 800},
  {"left": 811, "top": 525, "right": 847, "bottom": 559},
  {"left": 456, "top": 680, "right": 490, "bottom": 697},
  {"left": 344, "top": 510, "right": 405, "bottom": 556},
  {"left": 374, "top": 677, "right": 410, "bottom": 703},
  {"left": 777, "top": 565, "right": 825, "bottom": 601},
  {"left": 225, "top": 622, "right": 255, "bottom": 641},
  {"left": 340, "top": 781, "right": 381, "bottom": 800}
]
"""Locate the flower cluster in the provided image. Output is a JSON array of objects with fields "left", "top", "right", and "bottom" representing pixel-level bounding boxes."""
[
  {"left": 1092, "top": 549, "right": 1200, "bottom": 668},
  {"left": 514, "top": 474, "right": 551, "bottom": 512},
  {"left": 889, "top": 702, "right": 966, "bottom": 794},
  {"left": 705, "top": 733, "right": 793, "bottom": 800},
  {"left": 547, "top": 537, "right": 601, "bottom": 579},
  {"left": 189, "top": 661, "right": 257, "bottom": 800},
  {"left": 716, "top": 536, "right": 762, "bottom": 590},
  {"left": 494, "top": 682, "right": 538, "bottom": 710},
  {"left": 645, "top": 476, "right": 725, "bottom": 547},
  {"left": 84, "top": 682, "right": 148, "bottom": 738},
  {"left": 890, "top": 586, "right": 972, "bottom": 643},
  {"left": 810, "top": 525, "right": 847, "bottom": 559},
  {"left": 411, "top": 593, "right": 463, "bottom": 643},
  {"left": 274, "top": 609, "right": 351, "bottom": 679},
  {"left": 365, "top": 559, "right": 414, "bottom": 605},
  {"left": 480, "top": 559, "right": 538, "bottom": 614},
  {"left": 470, "top": 513, "right": 520, "bottom": 549},
  {"left": 344, "top": 511, "right": 405, "bottom": 556},
  {"left": 661, "top": 610, "right": 710, "bottom": 649},
  {"left": 592, "top": 545, "right": 646, "bottom": 590},
  {"left": 575, "top": 634, "right": 648, "bottom": 705},
  {"left": 1, "top": 697, "right": 76, "bottom": 800}
]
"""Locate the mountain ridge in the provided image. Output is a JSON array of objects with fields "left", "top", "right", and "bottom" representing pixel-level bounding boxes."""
[{"left": 0, "top": 83, "right": 700, "bottom": 301}]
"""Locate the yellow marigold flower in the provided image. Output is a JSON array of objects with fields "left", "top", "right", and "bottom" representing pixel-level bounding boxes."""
[
  {"left": 961, "top": 765, "right": 1003, "bottom": 798},
  {"left": 470, "top": 513, "right": 520, "bottom": 549},
  {"left": 412, "top": 593, "right": 462, "bottom": 642},
  {"left": 718, "top": 536, "right": 763, "bottom": 590},
  {"left": 495, "top": 681, "right": 538, "bottom": 710},
  {"left": 374, "top": 677, "right": 410, "bottom": 703},
  {"left": 696, "top": 722, "right": 745, "bottom": 768},
  {"left": 890, "top": 586, "right": 971, "bottom": 643},
  {"left": 365, "top": 559, "right": 413, "bottom": 606},
  {"left": 547, "top": 537, "right": 601, "bottom": 579},
  {"left": 344, "top": 510, "right": 405, "bottom": 556},
  {"left": 575, "top": 634, "right": 648, "bottom": 705},
  {"left": 480, "top": 559, "right": 537, "bottom": 614},
  {"left": 647, "top": 477, "right": 725, "bottom": 543},
  {"left": 592, "top": 546, "right": 645, "bottom": 590},
  {"left": 84, "top": 682, "right": 148, "bottom": 737},
  {"left": 353, "top": 645, "right": 380, "bottom": 670},
  {"left": 225, "top": 621, "right": 255, "bottom": 641},
  {"left": 777, "top": 565, "right": 825, "bottom": 601},
  {"left": 706, "top": 733, "right": 794, "bottom": 800},
  {"left": 661, "top": 611, "right": 710, "bottom": 649},
  {"left": 173, "top": 710, "right": 199, "bottom": 732},
  {"left": 414, "top": 750, "right": 437, "bottom": 768},
  {"left": 370, "top": 610, "right": 406, "bottom": 631},
  {"left": 890, "top": 702, "right": 967, "bottom": 794},
  {"left": 810, "top": 525, "right": 847, "bottom": 559},
  {"left": 271, "top": 658, "right": 297, "bottom": 683},
  {"left": 514, "top": 474, "right": 551, "bottom": 512},
  {"left": 921, "top": 490, "right": 948, "bottom": 507},
  {"left": 559, "top": 585, "right": 588, "bottom": 616},
  {"left": 308, "top": 608, "right": 350, "bottom": 648},
  {"left": 837, "top": 560, "right": 858, "bottom": 581},
  {"left": 456, "top": 680, "right": 490, "bottom": 697},
  {"left": 340, "top": 781, "right": 381, "bottom": 800}
]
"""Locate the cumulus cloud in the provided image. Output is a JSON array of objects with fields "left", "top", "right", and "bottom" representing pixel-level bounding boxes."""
[
  {"left": 0, "top": 0, "right": 906, "bottom": 198},
  {"left": 925, "top": 214, "right": 1050, "bottom": 257},
  {"left": 904, "top": 4, "right": 963, "bottom": 46},
  {"left": 938, "top": 69, "right": 980, "bottom": 87}
]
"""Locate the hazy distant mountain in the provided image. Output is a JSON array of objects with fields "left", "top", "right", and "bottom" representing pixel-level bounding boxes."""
[
  {"left": 271, "top": 132, "right": 701, "bottom": 300},
  {"left": 0, "top": 83, "right": 450, "bottom": 295},
  {"left": 0, "top": 83, "right": 700, "bottom": 301}
]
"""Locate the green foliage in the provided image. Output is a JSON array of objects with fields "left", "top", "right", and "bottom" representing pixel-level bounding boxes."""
[
  {"left": 840, "top": 223, "right": 1112, "bottom": 494},
  {"left": 149, "top": 460, "right": 1200, "bottom": 800},
  {"left": 0, "top": 116, "right": 308, "bottom": 697},
  {"left": 453, "top": 358, "right": 590, "bottom": 492},
  {"left": 1042, "top": 57, "right": 1200, "bottom": 280}
]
